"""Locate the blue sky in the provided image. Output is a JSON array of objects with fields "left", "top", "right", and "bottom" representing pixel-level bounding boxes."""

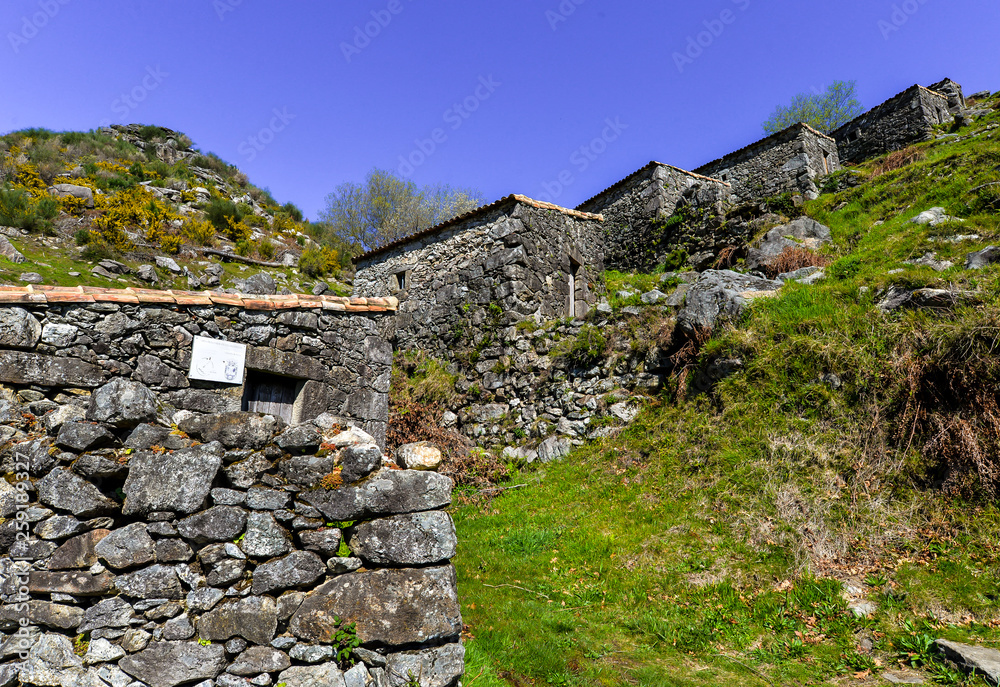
[{"left": 2, "top": 0, "right": 996, "bottom": 220}]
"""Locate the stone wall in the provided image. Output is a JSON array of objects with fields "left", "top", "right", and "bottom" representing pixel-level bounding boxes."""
[
  {"left": 575, "top": 163, "right": 733, "bottom": 272},
  {"left": 0, "top": 286, "right": 395, "bottom": 448},
  {"left": 833, "top": 85, "right": 953, "bottom": 164},
  {"left": 353, "top": 195, "right": 605, "bottom": 360},
  {"left": 695, "top": 123, "right": 841, "bottom": 204},
  {"left": 0, "top": 286, "right": 466, "bottom": 687}
]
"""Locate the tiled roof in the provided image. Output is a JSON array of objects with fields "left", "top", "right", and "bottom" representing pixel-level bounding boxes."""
[
  {"left": 695, "top": 122, "right": 837, "bottom": 173},
  {"left": 352, "top": 194, "right": 603, "bottom": 263},
  {"left": 575, "top": 161, "right": 729, "bottom": 210},
  {"left": 0, "top": 285, "right": 397, "bottom": 312}
]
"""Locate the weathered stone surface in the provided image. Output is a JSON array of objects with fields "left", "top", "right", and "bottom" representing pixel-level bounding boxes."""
[
  {"left": 395, "top": 442, "right": 443, "bottom": 472},
  {"left": 327, "top": 557, "right": 363, "bottom": 575},
  {"left": 299, "top": 528, "right": 342, "bottom": 556},
  {"left": 35, "top": 515, "right": 88, "bottom": 541},
  {"left": 94, "top": 523, "right": 156, "bottom": 570},
  {"left": 746, "top": 217, "right": 831, "bottom": 270},
  {"left": 0, "top": 235, "right": 25, "bottom": 264},
  {"left": 245, "top": 486, "right": 290, "bottom": 511},
  {"left": 278, "top": 454, "right": 334, "bottom": 487},
  {"left": 177, "top": 506, "right": 248, "bottom": 544},
  {"left": 349, "top": 512, "right": 457, "bottom": 566},
  {"left": 339, "top": 444, "right": 382, "bottom": 484},
  {"left": 910, "top": 207, "right": 957, "bottom": 227},
  {"left": 114, "top": 564, "right": 183, "bottom": 599},
  {"left": 289, "top": 566, "right": 462, "bottom": 647},
  {"left": 289, "top": 644, "right": 334, "bottom": 664},
  {"left": 119, "top": 641, "right": 227, "bottom": 687},
  {"left": 49, "top": 183, "right": 95, "bottom": 207},
  {"left": 242, "top": 512, "right": 292, "bottom": 558},
  {"left": 87, "top": 378, "right": 158, "bottom": 428},
  {"left": 179, "top": 412, "right": 282, "bottom": 450},
  {"left": 242, "top": 273, "right": 277, "bottom": 295},
  {"left": 379, "top": 644, "right": 465, "bottom": 687},
  {"left": 536, "top": 436, "right": 571, "bottom": 463},
  {"left": 935, "top": 639, "right": 1000, "bottom": 684},
  {"left": 84, "top": 637, "right": 126, "bottom": 665},
  {"left": 123, "top": 445, "right": 223, "bottom": 516},
  {"left": 276, "top": 664, "right": 346, "bottom": 687},
  {"left": 49, "top": 530, "right": 111, "bottom": 570},
  {"left": 252, "top": 551, "right": 326, "bottom": 596},
  {"left": 19, "top": 633, "right": 84, "bottom": 687},
  {"left": 301, "top": 470, "right": 453, "bottom": 522},
  {"left": 29, "top": 570, "right": 115, "bottom": 596},
  {"left": 55, "top": 422, "right": 116, "bottom": 452},
  {"left": 678, "top": 270, "right": 782, "bottom": 334},
  {"left": 0, "top": 600, "right": 83, "bottom": 630},
  {"left": 0, "top": 307, "right": 41, "bottom": 349},
  {"left": 966, "top": 245, "right": 1000, "bottom": 270},
  {"left": 198, "top": 595, "right": 278, "bottom": 645},
  {"left": 0, "top": 351, "right": 104, "bottom": 387},
  {"left": 228, "top": 647, "right": 291, "bottom": 676},
  {"left": 156, "top": 538, "right": 194, "bottom": 563},
  {"left": 42, "top": 403, "right": 86, "bottom": 432},
  {"left": 275, "top": 425, "right": 321, "bottom": 453},
  {"left": 37, "top": 468, "right": 117, "bottom": 519},
  {"left": 79, "top": 597, "right": 135, "bottom": 632}
]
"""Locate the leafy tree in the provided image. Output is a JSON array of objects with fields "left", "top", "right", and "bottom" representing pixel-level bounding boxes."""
[
  {"left": 320, "top": 168, "right": 483, "bottom": 253},
  {"left": 762, "top": 80, "right": 865, "bottom": 135}
]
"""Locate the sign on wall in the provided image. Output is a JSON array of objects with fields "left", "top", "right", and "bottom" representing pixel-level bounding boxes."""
[{"left": 188, "top": 336, "right": 247, "bottom": 384}]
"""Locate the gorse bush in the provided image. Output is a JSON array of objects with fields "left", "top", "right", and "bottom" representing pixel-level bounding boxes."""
[
  {"left": 299, "top": 246, "right": 339, "bottom": 277},
  {"left": 204, "top": 197, "right": 244, "bottom": 233},
  {"left": 0, "top": 186, "right": 58, "bottom": 232}
]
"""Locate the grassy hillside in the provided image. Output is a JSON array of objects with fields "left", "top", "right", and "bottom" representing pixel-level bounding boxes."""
[
  {"left": 449, "top": 94, "right": 1000, "bottom": 685},
  {"left": 0, "top": 124, "right": 348, "bottom": 293}
]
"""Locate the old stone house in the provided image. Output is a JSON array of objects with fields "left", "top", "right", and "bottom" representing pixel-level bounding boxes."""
[
  {"left": 832, "top": 83, "right": 957, "bottom": 164},
  {"left": 695, "top": 122, "right": 842, "bottom": 204},
  {"left": 352, "top": 195, "right": 605, "bottom": 359},
  {"left": 574, "top": 162, "right": 732, "bottom": 272}
]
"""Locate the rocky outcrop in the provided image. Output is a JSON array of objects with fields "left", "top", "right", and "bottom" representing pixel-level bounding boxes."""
[
  {"left": 745, "top": 217, "right": 831, "bottom": 271},
  {"left": 678, "top": 270, "right": 782, "bottom": 333}
]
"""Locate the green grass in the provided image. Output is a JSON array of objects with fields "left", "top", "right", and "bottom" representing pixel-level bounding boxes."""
[{"left": 452, "top": 109, "right": 1000, "bottom": 685}]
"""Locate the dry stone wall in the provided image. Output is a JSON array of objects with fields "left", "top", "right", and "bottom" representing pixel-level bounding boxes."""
[
  {"left": 575, "top": 163, "right": 733, "bottom": 272},
  {"left": 833, "top": 85, "right": 953, "bottom": 164},
  {"left": 695, "top": 123, "right": 841, "bottom": 204},
  {"left": 0, "top": 287, "right": 466, "bottom": 687},
  {"left": 354, "top": 196, "right": 605, "bottom": 359}
]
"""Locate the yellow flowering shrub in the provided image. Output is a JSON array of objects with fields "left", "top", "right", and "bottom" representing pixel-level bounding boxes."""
[
  {"left": 224, "top": 216, "right": 252, "bottom": 244},
  {"left": 91, "top": 187, "right": 181, "bottom": 254},
  {"left": 181, "top": 218, "right": 216, "bottom": 246}
]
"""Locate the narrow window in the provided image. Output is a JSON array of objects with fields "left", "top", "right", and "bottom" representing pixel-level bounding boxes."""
[
  {"left": 568, "top": 262, "right": 580, "bottom": 318},
  {"left": 721, "top": 173, "right": 729, "bottom": 182},
  {"left": 395, "top": 272, "right": 406, "bottom": 290},
  {"left": 242, "top": 372, "right": 301, "bottom": 424},
  {"left": 822, "top": 151, "right": 830, "bottom": 174}
]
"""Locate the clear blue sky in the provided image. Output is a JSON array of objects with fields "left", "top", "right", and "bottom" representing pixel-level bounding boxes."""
[{"left": 2, "top": 0, "right": 996, "bottom": 220}]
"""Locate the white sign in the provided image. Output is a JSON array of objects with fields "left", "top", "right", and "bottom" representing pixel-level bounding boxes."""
[{"left": 189, "top": 336, "right": 247, "bottom": 384}]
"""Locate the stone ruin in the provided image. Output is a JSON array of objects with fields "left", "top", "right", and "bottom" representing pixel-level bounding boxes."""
[{"left": 0, "top": 289, "right": 467, "bottom": 687}]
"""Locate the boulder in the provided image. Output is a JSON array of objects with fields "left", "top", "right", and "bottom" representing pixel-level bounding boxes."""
[
  {"left": 176, "top": 506, "right": 248, "bottom": 544},
  {"left": 536, "top": 436, "right": 571, "bottom": 463},
  {"left": 0, "top": 307, "right": 41, "bottom": 349},
  {"left": 340, "top": 444, "right": 382, "bottom": 483},
  {"left": 746, "top": 217, "right": 831, "bottom": 270},
  {"left": 241, "top": 273, "right": 277, "bottom": 295},
  {"left": 122, "top": 444, "right": 223, "bottom": 515},
  {"left": 19, "top": 272, "right": 43, "bottom": 284},
  {"left": 251, "top": 551, "right": 326, "bottom": 595},
  {"left": 935, "top": 639, "right": 1000, "bottom": 684},
  {"left": 137, "top": 265, "right": 159, "bottom": 283},
  {"left": 55, "top": 422, "right": 116, "bottom": 452},
  {"left": 198, "top": 595, "right": 278, "bottom": 645},
  {"left": 910, "top": 207, "right": 959, "bottom": 227},
  {"left": 0, "top": 235, "right": 25, "bottom": 264},
  {"left": 966, "top": 246, "right": 1000, "bottom": 270},
  {"left": 275, "top": 425, "right": 321, "bottom": 453},
  {"left": 155, "top": 256, "right": 182, "bottom": 273},
  {"left": 87, "top": 379, "right": 157, "bottom": 428},
  {"left": 119, "top": 641, "right": 227, "bottom": 687},
  {"left": 349, "top": 512, "right": 457, "bottom": 566},
  {"left": 94, "top": 523, "right": 156, "bottom": 569},
  {"left": 394, "top": 442, "right": 442, "bottom": 471},
  {"left": 179, "top": 412, "right": 282, "bottom": 450},
  {"left": 378, "top": 644, "right": 465, "bottom": 687},
  {"left": 289, "top": 566, "right": 462, "bottom": 647},
  {"left": 36, "top": 468, "right": 117, "bottom": 519},
  {"left": 677, "top": 270, "right": 782, "bottom": 334},
  {"left": 301, "top": 470, "right": 453, "bottom": 522},
  {"left": 48, "top": 183, "right": 95, "bottom": 208}
]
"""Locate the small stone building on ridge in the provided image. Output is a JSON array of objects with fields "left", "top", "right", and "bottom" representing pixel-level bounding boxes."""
[
  {"left": 352, "top": 195, "right": 605, "bottom": 358},
  {"left": 695, "top": 122, "right": 842, "bottom": 204},
  {"left": 575, "top": 161, "right": 732, "bottom": 272}
]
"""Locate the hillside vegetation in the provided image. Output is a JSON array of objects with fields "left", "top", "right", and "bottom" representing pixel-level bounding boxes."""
[
  {"left": 0, "top": 124, "right": 349, "bottom": 294},
  {"left": 446, "top": 93, "right": 1000, "bottom": 685}
]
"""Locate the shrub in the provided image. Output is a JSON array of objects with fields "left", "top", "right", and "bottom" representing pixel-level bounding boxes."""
[
  {"left": 281, "top": 202, "right": 304, "bottom": 222},
  {"left": 205, "top": 198, "right": 243, "bottom": 233},
  {"left": 161, "top": 234, "right": 182, "bottom": 254},
  {"left": 299, "top": 246, "right": 339, "bottom": 278},
  {"left": 870, "top": 146, "right": 926, "bottom": 178},
  {"left": 74, "top": 228, "right": 91, "bottom": 245},
  {"left": 0, "top": 187, "right": 53, "bottom": 232},
  {"left": 258, "top": 240, "right": 276, "bottom": 261},
  {"left": 181, "top": 219, "right": 216, "bottom": 246},
  {"left": 553, "top": 324, "right": 608, "bottom": 368}
]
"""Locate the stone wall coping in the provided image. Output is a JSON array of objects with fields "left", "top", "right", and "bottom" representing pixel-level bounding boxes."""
[
  {"left": 696, "top": 122, "right": 837, "bottom": 175},
  {"left": 352, "top": 194, "right": 603, "bottom": 264},
  {"left": 831, "top": 84, "right": 949, "bottom": 138},
  {"left": 0, "top": 284, "right": 398, "bottom": 311},
  {"left": 575, "top": 161, "right": 730, "bottom": 211}
]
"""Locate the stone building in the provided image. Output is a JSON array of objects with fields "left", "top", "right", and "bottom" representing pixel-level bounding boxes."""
[
  {"left": 575, "top": 161, "right": 732, "bottom": 272},
  {"left": 832, "top": 83, "right": 956, "bottom": 164},
  {"left": 352, "top": 194, "right": 605, "bottom": 358},
  {"left": 695, "top": 122, "right": 842, "bottom": 204},
  {"left": 0, "top": 285, "right": 396, "bottom": 445}
]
